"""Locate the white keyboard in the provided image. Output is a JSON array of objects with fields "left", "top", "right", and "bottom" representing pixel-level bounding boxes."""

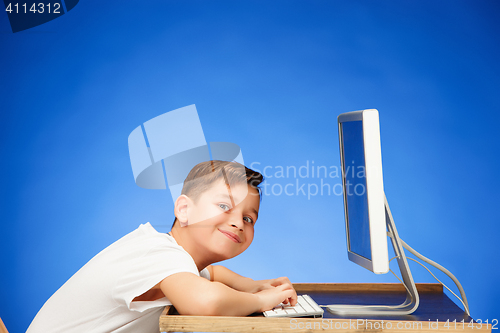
[{"left": 263, "top": 294, "right": 324, "bottom": 318}]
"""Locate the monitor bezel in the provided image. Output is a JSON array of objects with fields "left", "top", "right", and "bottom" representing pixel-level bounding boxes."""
[{"left": 338, "top": 109, "right": 389, "bottom": 274}]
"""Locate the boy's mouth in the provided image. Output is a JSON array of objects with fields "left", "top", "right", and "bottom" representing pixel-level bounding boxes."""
[{"left": 218, "top": 229, "right": 242, "bottom": 243}]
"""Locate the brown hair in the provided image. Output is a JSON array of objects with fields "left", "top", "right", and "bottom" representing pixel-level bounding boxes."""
[{"left": 171, "top": 160, "right": 264, "bottom": 228}]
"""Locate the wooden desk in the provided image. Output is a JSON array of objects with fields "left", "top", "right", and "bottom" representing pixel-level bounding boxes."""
[{"left": 160, "top": 283, "right": 491, "bottom": 333}]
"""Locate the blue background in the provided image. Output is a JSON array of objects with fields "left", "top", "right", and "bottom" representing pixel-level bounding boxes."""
[{"left": 1, "top": 1, "right": 499, "bottom": 331}]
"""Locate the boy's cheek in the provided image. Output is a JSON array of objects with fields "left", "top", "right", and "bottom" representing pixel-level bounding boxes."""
[{"left": 187, "top": 209, "right": 226, "bottom": 226}]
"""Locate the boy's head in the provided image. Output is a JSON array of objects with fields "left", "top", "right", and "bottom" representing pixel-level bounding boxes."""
[
  {"left": 171, "top": 160, "right": 264, "bottom": 261},
  {"left": 172, "top": 160, "right": 263, "bottom": 227}
]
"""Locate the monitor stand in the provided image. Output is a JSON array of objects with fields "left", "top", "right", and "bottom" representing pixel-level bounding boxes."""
[{"left": 325, "top": 194, "right": 419, "bottom": 316}]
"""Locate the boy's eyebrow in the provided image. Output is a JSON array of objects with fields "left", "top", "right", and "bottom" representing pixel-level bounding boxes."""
[{"left": 215, "top": 193, "right": 236, "bottom": 201}]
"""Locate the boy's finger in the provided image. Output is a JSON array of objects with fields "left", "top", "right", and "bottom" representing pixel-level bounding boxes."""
[
  {"left": 278, "top": 276, "right": 289, "bottom": 282},
  {"left": 278, "top": 284, "right": 292, "bottom": 291},
  {"left": 282, "top": 290, "right": 295, "bottom": 303},
  {"left": 270, "top": 279, "right": 281, "bottom": 287},
  {"left": 287, "top": 288, "right": 297, "bottom": 306}
]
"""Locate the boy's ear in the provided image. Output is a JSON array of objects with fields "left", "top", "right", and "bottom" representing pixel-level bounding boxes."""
[{"left": 174, "top": 195, "right": 191, "bottom": 227}]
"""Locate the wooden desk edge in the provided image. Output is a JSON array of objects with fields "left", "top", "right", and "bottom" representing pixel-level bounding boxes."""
[
  {"left": 291, "top": 282, "right": 443, "bottom": 293},
  {"left": 160, "top": 314, "right": 492, "bottom": 333}
]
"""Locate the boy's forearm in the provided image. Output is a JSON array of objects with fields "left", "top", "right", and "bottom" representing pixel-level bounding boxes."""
[
  {"left": 211, "top": 265, "right": 262, "bottom": 293},
  {"left": 160, "top": 272, "right": 294, "bottom": 316},
  {"left": 160, "top": 272, "right": 264, "bottom": 317},
  {"left": 209, "top": 281, "right": 262, "bottom": 316}
]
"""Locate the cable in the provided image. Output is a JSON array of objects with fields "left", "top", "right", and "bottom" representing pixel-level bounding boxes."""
[
  {"left": 405, "top": 257, "right": 470, "bottom": 316},
  {"left": 388, "top": 255, "right": 469, "bottom": 316},
  {"left": 388, "top": 232, "right": 470, "bottom": 316}
]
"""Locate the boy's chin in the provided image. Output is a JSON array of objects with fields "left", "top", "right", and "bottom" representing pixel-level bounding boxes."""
[{"left": 210, "top": 247, "right": 245, "bottom": 261}]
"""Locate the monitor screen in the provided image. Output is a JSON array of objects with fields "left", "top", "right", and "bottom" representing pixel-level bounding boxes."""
[
  {"left": 338, "top": 109, "right": 389, "bottom": 274},
  {"left": 340, "top": 120, "right": 371, "bottom": 260}
]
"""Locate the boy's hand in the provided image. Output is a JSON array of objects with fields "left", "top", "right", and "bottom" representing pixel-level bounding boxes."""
[
  {"left": 252, "top": 277, "right": 295, "bottom": 293},
  {"left": 255, "top": 283, "right": 297, "bottom": 311},
  {"left": 206, "top": 267, "right": 298, "bottom": 312},
  {"left": 253, "top": 276, "right": 297, "bottom": 311}
]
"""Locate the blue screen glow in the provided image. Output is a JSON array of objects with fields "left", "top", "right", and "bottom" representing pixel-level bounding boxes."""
[{"left": 341, "top": 121, "right": 371, "bottom": 260}]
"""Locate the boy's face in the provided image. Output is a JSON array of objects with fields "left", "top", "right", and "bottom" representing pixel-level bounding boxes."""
[{"left": 180, "top": 180, "right": 260, "bottom": 261}]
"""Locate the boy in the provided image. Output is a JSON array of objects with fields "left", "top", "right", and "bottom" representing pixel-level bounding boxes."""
[{"left": 27, "top": 160, "right": 297, "bottom": 333}]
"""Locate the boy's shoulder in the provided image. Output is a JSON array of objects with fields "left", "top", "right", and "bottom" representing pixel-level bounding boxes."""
[
  {"left": 103, "top": 223, "right": 178, "bottom": 253},
  {"left": 68, "top": 223, "right": 202, "bottom": 293},
  {"left": 109, "top": 223, "right": 172, "bottom": 248}
]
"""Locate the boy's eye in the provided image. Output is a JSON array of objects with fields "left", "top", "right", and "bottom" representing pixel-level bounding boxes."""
[
  {"left": 218, "top": 203, "right": 230, "bottom": 211},
  {"left": 243, "top": 216, "right": 254, "bottom": 224}
]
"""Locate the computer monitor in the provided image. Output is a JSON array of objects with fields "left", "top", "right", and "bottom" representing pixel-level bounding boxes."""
[
  {"left": 330, "top": 109, "right": 419, "bottom": 315},
  {"left": 338, "top": 109, "right": 389, "bottom": 274}
]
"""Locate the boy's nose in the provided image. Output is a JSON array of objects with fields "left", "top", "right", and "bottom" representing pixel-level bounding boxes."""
[
  {"left": 229, "top": 214, "right": 244, "bottom": 230},
  {"left": 230, "top": 223, "right": 243, "bottom": 231}
]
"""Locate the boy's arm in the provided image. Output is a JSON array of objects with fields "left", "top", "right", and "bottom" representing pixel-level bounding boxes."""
[
  {"left": 208, "top": 265, "right": 259, "bottom": 292},
  {"left": 159, "top": 272, "right": 296, "bottom": 316},
  {"left": 209, "top": 265, "right": 295, "bottom": 296}
]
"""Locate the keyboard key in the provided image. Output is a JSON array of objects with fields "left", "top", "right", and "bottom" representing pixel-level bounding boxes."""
[
  {"left": 293, "top": 305, "right": 306, "bottom": 313},
  {"left": 299, "top": 299, "right": 316, "bottom": 313}
]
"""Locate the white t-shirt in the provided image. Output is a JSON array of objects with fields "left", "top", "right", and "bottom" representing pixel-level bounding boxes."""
[{"left": 27, "top": 223, "right": 210, "bottom": 333}]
